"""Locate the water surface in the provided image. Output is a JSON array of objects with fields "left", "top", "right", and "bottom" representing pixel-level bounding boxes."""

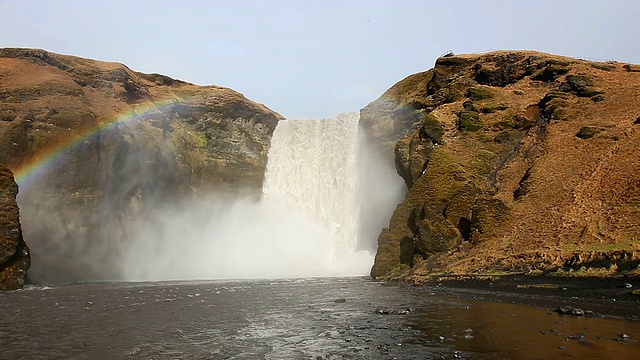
[{"left": 1, "top": 277, "right": 639, "bottom": 359}]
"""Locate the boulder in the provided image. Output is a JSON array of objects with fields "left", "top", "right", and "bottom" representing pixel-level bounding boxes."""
[
  {"left": 561, "top": 74, "right": 604, "bottom": 98},
  {"left": 576, "top": 126, "right": 601, "bottom": 139}
]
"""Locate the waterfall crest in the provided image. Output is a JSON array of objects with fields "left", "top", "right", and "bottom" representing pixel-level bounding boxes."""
[{"left": 262, "top": 113, "right": 361, "bottom": 255}]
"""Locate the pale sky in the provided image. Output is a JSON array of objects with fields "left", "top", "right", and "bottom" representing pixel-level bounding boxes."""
[{"left": 1, "top": 0, "right": 639, "bottom": 119}]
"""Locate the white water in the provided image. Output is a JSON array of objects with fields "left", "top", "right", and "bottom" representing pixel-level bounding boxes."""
[
  {"left": 121, "top": 113, "right": 402, "bottom": 280},
  {"left": 262, "top": 113, "right": 372, "bottom": 274},
  {"left": 263, "top": 113, "right": 361, "bottom": 255}
]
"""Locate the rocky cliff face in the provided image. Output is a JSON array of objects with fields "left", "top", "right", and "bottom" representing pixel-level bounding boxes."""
[
  {"left": 0, "top": 164, "right": 30, "bottom": 290},
  {"left": 362, "top": 51, "right": 640, "bottom": 280},
  {"left": 0, "top": 48, "right": 283, "bottom": 282}
]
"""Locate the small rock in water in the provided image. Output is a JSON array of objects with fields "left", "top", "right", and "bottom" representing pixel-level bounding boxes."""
[
  {"left": 553, "top": 306, "right": 587, "bottom": 316},
  {"left": 376, "top": 307, "right": 390, "bottom": 315},
  {"left": 567, "top": 333, "right": 587, "bottom": 340},
  {"left": 397, "top": 307, "right": 415, "bottom": 315},
  {"left": 334, "top": 298, "right": 346, "bottom": 303},
  {"left": 375, "top": 306, "right": 414, "bottom": 315},
  {"left": 572, "top": 308, "right": 585, "bottom": 316},
  {"left": 125, "top": 347, "right": 141, "bottom": 356},
  {"left": 553, "top": 306, "right": 570, "bottom": 314}
]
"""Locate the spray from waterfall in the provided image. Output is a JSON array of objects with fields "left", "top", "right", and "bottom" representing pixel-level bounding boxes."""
[{"left": 120, "top": 112, "right": 404, "bottom": 280}]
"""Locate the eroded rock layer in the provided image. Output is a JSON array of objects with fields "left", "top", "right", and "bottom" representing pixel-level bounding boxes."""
[
  {"left": 0, "top": 48, "right": 282, "bottom": 281},
  {"left": 362, "top": 51, "right": 640, "bottom": 280}
]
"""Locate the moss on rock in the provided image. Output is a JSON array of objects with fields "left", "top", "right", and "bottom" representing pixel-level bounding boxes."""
[
  {"left": 470, "top": 198, "right": 511, "bottom": 242},
  {"left": 539, "top": 90, "right": 571, "bottom": 120},
  {"left": 562, "top": 74, "right": 604, "bottom": 98},
  {"left": 420, "top": 113, "right": 444, "bottom": 144},
  {"left": 467, "top": 86, "right": 496, "bottom": 101},
  {"left": 457, "top": 110, "right": 483, "bottom": 132},
  {"left": 532, "top": 64, "right": 570, "bottom": 82},
  {"left": 576, "top": 126, "right": 601, "bottom": 139}
]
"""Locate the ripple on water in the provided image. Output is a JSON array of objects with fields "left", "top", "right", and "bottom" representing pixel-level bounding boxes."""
[{"left": 0, "top": 278, "right": 639, "bottom": 359}]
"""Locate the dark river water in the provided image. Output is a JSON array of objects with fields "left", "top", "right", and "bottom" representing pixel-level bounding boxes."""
[{"left": 1, "top": 277, "right": 639, "bottom": 359}]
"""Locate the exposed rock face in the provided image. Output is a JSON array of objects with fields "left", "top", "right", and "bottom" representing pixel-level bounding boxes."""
[
  {"left": 362, "top": 51, "right": 640, "bottom": 280},
  {"left": 0, "top": 164, "right": 30, "bottom": 290},
  {"left": 0, "top": 48, "right": 282, "bottom": 282}
]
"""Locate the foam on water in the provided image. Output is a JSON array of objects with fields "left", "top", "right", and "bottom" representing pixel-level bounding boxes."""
[{"left": 18, "top": 285, "right": 53, "bottom": 291}]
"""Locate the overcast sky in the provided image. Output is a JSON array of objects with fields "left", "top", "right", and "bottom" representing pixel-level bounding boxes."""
[{"left": 1, "top": 0, "right": 639, "bottom": 119}]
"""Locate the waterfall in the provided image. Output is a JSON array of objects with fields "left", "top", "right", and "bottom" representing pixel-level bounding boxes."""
[
  {"left": 262, "top": 113, "right": 361, "bottom": 256},
  {"left": 122, "top": 112, "right": 403, "bottom": 280}
]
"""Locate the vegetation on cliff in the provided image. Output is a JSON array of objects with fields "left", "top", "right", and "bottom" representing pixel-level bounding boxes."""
[{"left": 361, "top": 51, "right": 640, "bottom": 281}]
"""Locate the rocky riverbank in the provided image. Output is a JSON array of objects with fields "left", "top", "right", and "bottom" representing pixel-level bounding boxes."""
[{"left": 405, "top": 274, "right": 640, "bottom": 321}]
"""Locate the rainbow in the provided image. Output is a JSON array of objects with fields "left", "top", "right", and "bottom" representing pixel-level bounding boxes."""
[{"left": 14, "top": 98, "right": 181, "bottom": 189}]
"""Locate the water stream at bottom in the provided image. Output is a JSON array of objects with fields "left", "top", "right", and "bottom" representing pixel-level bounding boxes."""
[{"left": 1, "top": 277, "right": 639, "bottom": 359}]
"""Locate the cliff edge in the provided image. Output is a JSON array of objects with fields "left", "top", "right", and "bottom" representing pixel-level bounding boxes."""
[
  {"left": 362, "top": 51, "right": 640, "bottom": 281},
  {"left": 0, "top": 164, "right": 29, "bottom": 290}
]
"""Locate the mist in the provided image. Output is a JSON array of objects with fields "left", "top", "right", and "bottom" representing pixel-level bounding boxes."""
[
  {"left": 356, "top": 125, "right": 406, "bottom": 252},
  {"left": 19, "top": 114, "right": 405, "bottom": 282},
  {"left": 122, "top": 113, "right": 405, "bottom": 281},
  {"left": 121, "top": 194, "right": 373, "bottom": 280}
]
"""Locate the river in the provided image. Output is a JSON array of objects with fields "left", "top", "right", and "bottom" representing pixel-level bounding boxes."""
[{"left": 1, "top": 277, "right": 639, "bottom": 359}]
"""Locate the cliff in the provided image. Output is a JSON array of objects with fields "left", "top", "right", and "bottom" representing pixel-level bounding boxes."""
[
  {"left": 0, "top": 164, "right": 30, "bottom": 290},
  {"left": 362, "top": 51, "right": 640, "bottom": 281},
  {"left": 0, "top": 48, "right": 283, "bottom": 282}
]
